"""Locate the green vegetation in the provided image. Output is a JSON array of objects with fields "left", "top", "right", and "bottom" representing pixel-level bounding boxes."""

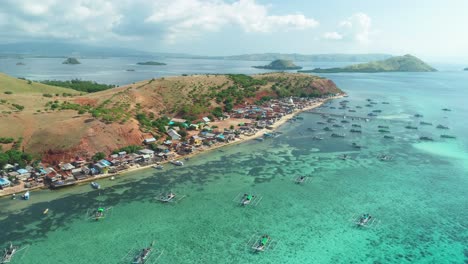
[
  {"left": 43, "top": 93, "right": 53, "bottom": 97},
  {"left": 0, "top": 73, "right": 79, "bottom": 94},
  {"left": 0, "top": 146, "right": 32, "bottom": 168},
  {"left": 136, "top": 112, "right": 170, "bottom": 133},
  {"left": 12, "top": 103, "right": 24, "bottom": 111},
  {"left": 62, "top": 57, "right": 81, "bottom": 64},
  {"left": 0, "top": 137, "right": 14, "bottom": 144},
  {"left": 300, "top": 54, "right": 437, "bottom": 73},
  {"left": 92, "top": 152, "right": 105, "bottom": 161},
  {"left": 137, "top": 61, "right": 166, "bottom": 66},
  {"left": 4, "top": 91, "right": 12, "bottom": 94},
  {"left": 112, "top": 145, "right": 143, "bottom": 154},
  {"left": 253, "top": 60, "right": 302, "bottom": 70},
  {"left": 41, "top": 79, "right": 116, "bottom": 93}
]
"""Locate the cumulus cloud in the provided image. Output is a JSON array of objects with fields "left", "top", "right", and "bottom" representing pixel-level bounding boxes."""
[
  {"left": 145, "top": 0, "right": 319, "bottom": 42},
  {"left": 0, "top": 0, "right": 318, "bottom": 44},
  {"left": 323, "top": 31, "right": 343, "bottom": 40},
  {"left": 323, "top": 12, "right": 373, "bottom": 44}
]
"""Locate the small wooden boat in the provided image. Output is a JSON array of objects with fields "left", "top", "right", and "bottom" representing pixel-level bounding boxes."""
[
  {"left": 331, "top": 133, "right": 345, "bottom": 138},
  {"left": 133, "top": 241, "right": 154, "bottom": 264},
  {"left": 436, "top": 125, "right": 449, "bottom": 129},
  {"left": 419, "top": 136, "right": 433, "bottom": 141},
  {"left": 170, "top": 160, "right": 184, "bottom": 166},
  {"left": 440, "top": 135, "right": 456, "bottom": 139},
  {"left": 405, "top": 125, "right": 418, "bottom": 129},
  {"left": 420, "top": 121, "right": 432, "bottom": 125},
  {"left": 383, "top": 135, "right": 395, "bottom": 139},
  {"left": 91, "top": 182, "right": 100, "bottom": 189},
  {"left": 43, "top": 208, "right": 49, "bottom": 215},
  {"left": 1, "top": 243, "right": 17, "bottom": 263}
]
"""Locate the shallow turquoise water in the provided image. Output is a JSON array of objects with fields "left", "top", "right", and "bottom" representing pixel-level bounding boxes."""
[{"left": 1, "top": 71, "right": 467, "bottom": 263}]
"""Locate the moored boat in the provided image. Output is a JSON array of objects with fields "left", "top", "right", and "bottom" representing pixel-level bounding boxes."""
[
  {"left": 1, "top": 243, "right": 18, "bottom": 263},
  {"left": 170, "top": 160, "right": 184, "bottom": 166},
  {"left": 419, "top": 136, "right": 433, "bottom": 141},
  {"left": 436, "top": 125, "right": 449, "bottom": 129},
  {"left": 350, "top": 129, "right": 362, "bottom": 133},
  {"left": 420, "top": 121, "right": 432, "bottom": 125},
  {"left": 91, "top": 182, "right": 100, "bottom": 189},
  {"left": 440, "top": 134, "right": 456, "bottom": 139},
  {"left": 405, "top": 125, "right": 418, "bottom": 129},
  {"left": 383, "top": 135, "right": 395, "bottom": 139},
  {"left": 133, "top": 241, "right": 154, "bottom": 264},
  {"left": 331, "top": 133, "right": 345, "bottom": 138}
]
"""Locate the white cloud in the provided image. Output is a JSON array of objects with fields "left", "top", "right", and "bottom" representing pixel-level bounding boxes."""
[
  {"left": 145, "top": 0, "right": 318, "bottom": 42},
  {"left": 323, "top": 31, "right": 343, "bottom": 40},
  {"left": 339, "top": 12, "right": 372, "bottom": 44}
]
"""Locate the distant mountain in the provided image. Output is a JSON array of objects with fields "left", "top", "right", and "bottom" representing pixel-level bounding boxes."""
[
  {"left": 253, "top": 59, "right": 302, "bottom": 70},
  {"left": 62, "top": 57, "right": 81, "bottom": 64},
  {"left": 222, "top": 53, "right": 392, "bottom": 62},
  {"left": 300, "top": 54, "right": 437, "bottom": 73},
  {"left": 464, "top": 67, "right": 468, "bottom": 71}
]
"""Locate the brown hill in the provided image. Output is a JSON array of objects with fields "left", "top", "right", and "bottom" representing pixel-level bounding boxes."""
[{"left": 0, "top": 72, "right": 341, "bottom": 163}]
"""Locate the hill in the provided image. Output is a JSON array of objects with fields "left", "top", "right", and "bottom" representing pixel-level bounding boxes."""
[
  {"left": 223, "top": 53, "right": 392, "bottom": 62},
  {"left": 0, "top": 73, "right": 340, "bottom": 162},
  {"left": 253, "top": 60, "right": 302, "bottom": 70},
  {"left": 62, "top": 58, "right": 81, "bottom": 64},
  {"left": 137, "top": 61, "right": 166, "bottom": 66},
  {"left": 300, "top": 55, "right": 437, "bottom": 73}
]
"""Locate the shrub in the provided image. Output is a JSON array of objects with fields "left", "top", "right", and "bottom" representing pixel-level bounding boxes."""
[{"left": 4, "top": 91, "right": 13, "bottom": 95}]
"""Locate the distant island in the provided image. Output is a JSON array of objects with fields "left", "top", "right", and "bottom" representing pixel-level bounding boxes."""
[
  {"left": 62, "top": 57, "right": 81, "bottom": 64},
  {"left": 253, "top": 59, "right": 302, "bottom": 70},
  {"left": 299, "top": 54, "right": 437, "bottom": 73},
  {"left": 16, "top": 62, "right": 25, "bottom": 66},
  {"left": 464, "top": 67, "right": 468, "bottom": 71},
  {"left": 136, "top": 61, "right": 166, "bottom": 66}
]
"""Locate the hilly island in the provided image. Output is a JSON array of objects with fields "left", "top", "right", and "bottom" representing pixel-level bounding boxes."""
[
  {"left": 300, "top": 54, "right": 436, "bottom": 73},
  {"left": 0, "top": 72, "right": 341, "bottom": 165},
  {"left": 253, "top": 59, "right": 303, "bottom": 70}
]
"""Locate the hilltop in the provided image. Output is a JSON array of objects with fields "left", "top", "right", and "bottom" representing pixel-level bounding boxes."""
[
  {"left": 0, "top": 72, "right": 340, "bottom": 162},
  {"left": 62, "top": 57, "right": 81, "bottom": 64},
  {"left": 300, "top": 54, "right": 437, "bottom": 73},
  {"left": 253, "top": 60, "right": 302, "bottom": 70}
]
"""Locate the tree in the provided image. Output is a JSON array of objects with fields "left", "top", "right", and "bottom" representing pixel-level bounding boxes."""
[{"left": 92, "top": 152, "right": 106, "bottom": 161}]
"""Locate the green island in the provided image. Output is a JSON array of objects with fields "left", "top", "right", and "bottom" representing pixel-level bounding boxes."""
[
  {"left": 299, "top": 54, "right": 437, "bottom": 73},
  {"left": 253, "top": 59, "right": 303, "bottom": 70},
  {"left": 136, "top": 61, "right": 166, "bottom": 66},
  {"left": 62, "top": 57, "right": 81, "bottom": 64}
]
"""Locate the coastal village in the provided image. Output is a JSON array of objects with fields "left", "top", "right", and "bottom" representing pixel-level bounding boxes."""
[{"left": 0, "top": 94, "right": 341, "bottom": 197}]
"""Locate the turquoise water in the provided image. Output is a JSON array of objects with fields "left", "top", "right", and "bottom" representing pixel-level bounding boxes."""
[{"left": 1, "top": 70, "right": 468, "bottom": 263}]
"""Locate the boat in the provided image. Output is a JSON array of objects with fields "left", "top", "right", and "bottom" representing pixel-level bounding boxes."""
[
  {"left": 126, "top": 69, "right": 135, "bottom": 71},
  {"left": 348, "top": 109, "right": 356, "bottom": 112},
  {"left": 370, "top": 102, "right": 378, "bottom": 105},
  {"left": 312, "top": 136, "right": 324, "bottom": 140},
  {"left": 296, "top": 116, "right": 304, "bottom": 120},
  {"left": 93, "top": 207, "right": 106, "bottom": 221},
  {"left": 372, "top": 110, "right": 382, "bottom": 113},
  {"left": 338, "top": 154, "right": 350, "bottom": 160},
  {"left": 419, "top": 136, "right": 434, "bottom": 141},
  {"left": 91, "top": 182, "right": 100, "bottom": 189},
  {"left": 436, "top": 125, "right": 449, "bottom": 129},
  {"left": 156, "top": 192, "right": 177, "bottom": 203},
  {"left": 351, "top": 143, "right": 362, "bottom": 149},
  {"left": 367, "top": 113, "right": 378, "bottom": 117},
  {"left": 152, "top": 165, "right": 164, "bottom": 170},
  {"left": 383, "top": 135, "right": 395, "bottom": 139},
  {"left": 351, "top": 124, "right": 361, "bottom": 128},
  {"left": 382, "top": 102, "right": 390, "bottom": 104},
  {"left": 414, "top": 114, "right": 423, "bottom": 118},
  {"left": 350, "top": 129, "right": 362, "bottom": 133},
  {"left": 330, "top": 106, "right": 336, "bottom": 109},
  {"left": 355, "top": 106, "right": 362, "bottom": 109},
  {"left": 307, "top": 128, "right": 317, "bottom": 131},
  {"left": 43, "top": 208, "right": 49, "bottom": 215},
  {"left": 240, "top": 194, "right": 255, "bottom": 206},
  {"left": 365, "top": 104, "right": 373, "bottom": 107},
  {"left": 110, "top": 176, "right": 115, "bottom": 181},
  {"left": 405, "top": 125, "right": 418, "bottom": 129},
  {"left": 316, "top": 121, "right": 325, "bottom": 125},
  {"left": 255, "top": 137, "right": 264, "bottom": 142},
  {"left": 378, "top": 154, "right": 393, "bottom": 161},
  {"left": 331, "top": 133, "right": 345, "bottom": 138},
  {"left": 22, "top": 191, "right": 30, "bottom": 200},
  {"left": 332, "top": 124, "right": 343, "bottom": 128},
  {"left": 133, "top": 241, "right": 154, "bottom": 264},
  {"left": 252, "top": 235, "right": 271, "bottom": 252},
  {"left": 442, "top": 108, "right": 451, "bottom": 111},
  {"left": 440, "top": 135, "right": 456, "bottom": 139},
  {"left": 378, "top": 129, "right": 390, "bottom": 133},
  {"left": 170, "top": 160, "right": 184, "bottom": 166},
  {"left": 341, "top": 120, "right": 350, "bottom": 123},
  {"left": 378, "top": 125, "right": 389, "bottom": 129},
  {"left": 294, "top": 176, "right": 307, "bottom": 184},
  {"left": 323, "top": 127, "right": 333, "bottom": 131},
  {"left": 1, "top": 243, "right": 18, "bottom": 263},
  {"left": 357, "top": 214, "right": 372, "bottom": 227},
  {"left": 420, "top": 121, "right": 433, "bottom": 125}
]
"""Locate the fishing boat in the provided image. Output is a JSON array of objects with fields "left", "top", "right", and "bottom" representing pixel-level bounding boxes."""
[
  {"left": 420, "top": 121, "right": 433, "bottom": 125},
  {"left": 372, "top": 110, "right": 382, "bottom": 113},
  {"left": 414, "top": 114, "right": 423, "bottom": 118},
  {"left": 22, "top": 191, "right": 30, "bottom": 200},
  {"left": 382, "top": 102, "right": 390, "bottom": 104},
  {"left": 316, "top": 121, "right": 325, "bottom": 125},
  {"left": 341, "top": 120, "right": 350, "bottom": 123},
  {"left": 367, "top": 113, "right": 378, "bottom": 117},
  {"left": 91, "top": 182, "right": 100, "bottom": 189},
  {"left": 440, "top": 135, "right": 456, "bottom": 139},
  {"left": 378, "top": 129, "right": 390, "bottom": 133},
  {"left": 442, "top": 108, "right": 451, "bottom": 111},
  {"left": 331, "top": 133, "right": 345, "bottom": 138},
  {"left": 377, "top": 125, "right": 389, "bottom": 129},
  {"left": 156, "top": 192, "right": 177, "bottom": 203},
  {"left": 383, "top": 135, "right": 395, "bottom": 139},
  {"left": 152, "top": 164, "right": 164, "bottom": 170},
  {"left": 350, "top": 129, "right": 362, "bottom": 133},
  {"left": 294, "top": 176, "right": 307, "bottom": 184},
  {"left": 50, "top": 180, "right": 77, "bottom": 189},
  {"left": 252, "top": 235, "right": 270, "bottom": 252},
  {"left": 351, "top": 124, "right": 361, "bottom": 128},
  {"left": 240, "top": 194, "right": 255, "bottom": 206},
  {"left": 348, "top": 109, "right": 356, "bottom": 112},
  {"left": 365, "top": 104, "right": 372, "bottom": 107},
  {"left": 312, "top": 136, "right": 324, "bottom": 140},
  {"left": 1, "top": 243, "right": 18, "bottom": 263},
  {"left": 419, "top": 136, "right": 433, "bottom": 141},
  {"left": 323, "top": 127, "right": 333, "bottom": 131},
  {"left": 436, "top": 125, "right": 449, "bottom": 129},
  {"left": 43, "top": 208, "right": 49, "bottom": 215},
  {"left": 355, "top": 106, "right": 363, "bottom": 109},
  {"left": 132, "top": 241, "right": 154, "bottom": 264},
  {"left": 357, "top": 214, "right": 372, "bottom": 227},
  {"left": 405, "top": 125, "right": 418, "bottom": 129},
  {"left": 332, "top": 124, "right": 343, "bottom": 128},
  {"left": 370, "top": 102, "right": 378, "bottom": 105},
  {"left": 170, "top": 160, "right": 184, "bottom": 166}
]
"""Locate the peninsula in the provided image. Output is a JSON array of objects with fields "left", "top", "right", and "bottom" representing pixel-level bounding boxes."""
[
  {"left": 299, "top": 54, "right": 437, "bottom": 73},
  {"left": 62, "top": 57, "right": 81, "bottom": 64},
  {"left": 0, "top": 72, "right": 342, "bottom": 196},
  {"left": 253, "top": 59, "right": 302, "bottom": 70},
  {"left": 136, "top": 61, "right": 166, "bottom": 66}
]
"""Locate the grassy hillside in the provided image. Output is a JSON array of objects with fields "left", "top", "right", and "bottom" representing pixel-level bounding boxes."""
[
  {"left": 253, "top": 59, "right": 302, "bottom": 70},
  {"left": 300, "top": 54, "right": 437, "bottom": 73},
  {"left": 0, "top": 73, "right": 81, "bottom": 94},
  {"left": 0, "top": 72, "right": 341, "bottom": 162}
]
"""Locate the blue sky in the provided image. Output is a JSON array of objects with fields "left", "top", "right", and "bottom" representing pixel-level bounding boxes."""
[{"left": 1, "top": 0, "right": 467, "bottom": 60}]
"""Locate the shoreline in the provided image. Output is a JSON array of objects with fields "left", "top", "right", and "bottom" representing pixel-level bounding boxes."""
[{"left": 0, "top": 95, "right": 341, "bottom": 198}]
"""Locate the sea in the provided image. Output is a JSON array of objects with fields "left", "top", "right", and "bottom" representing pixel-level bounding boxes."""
[{"left": 0, "top": 58, "right": 467, "bottom": 263}]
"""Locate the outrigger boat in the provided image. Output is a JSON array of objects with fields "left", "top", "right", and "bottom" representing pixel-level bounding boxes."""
[
  {"left": 350, "top": 213, "right": 380, "bottom": 228},
  {"left": 405, "top": 125, "right": 418, "bottom": 129},
  {"left": 419, "top": 136, "right": 433, "bottom": 141},
  {"left": 331, "top": 133, "right": 345, "bottom": 138},
  {"left": 383, "top": 135, "right": 395, "bottom": 139},
  {"left": 233, "top": 193, "right": 262, "bottom": 207},
  {"left": 420, "top": 121, "right": 433, "bottom": 126},
  {"left": 170, "top": 160, "right": 184, "bottom": 166},
  {"left": 436, "top": 125, "right": 449, "bottom": 129},
  {"left": 86, "top": 206, "right": 112, "bottom": 221},
  {"left": 91, "top": 182, "right": 100, "bottom": 189},
  {"left": 293, "top": 175, "right": 309, "bottom": 184},
  {"left": 152, "top": 164, "right": 164, "bottom": 170},
  {"left": 377, "top": 125, "right": 389, "bottom": 129},
  {"left": 440, "top": 134, "right": 456, "bottom": 139},
  {"left": 414, "top": 114, "right": 423, "bottom": 118},
  {"left": 377, "top": 154, "right": 393, "bottom": 161},
  {"left": 247, "top": 234, "right": 279, "bottom": 253},
  {"left": 133, "top": 241, "right": 154, "bottom": 264},
  {"left": 2, "top": 243, "right": 17, "bottom": 263},
  {"left": 122, "top": 241, "right": 163, "bottom": 264},
  {"left": 350, "top": 129, "right": 362, "bottom": 133},
  {"left": 378, "top": 129, "right": 390, "bottom": 133}
]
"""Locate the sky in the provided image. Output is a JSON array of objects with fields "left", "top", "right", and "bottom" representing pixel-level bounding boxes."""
[{"left": 1, "top": 0, "right": 467, "bottom": 60}]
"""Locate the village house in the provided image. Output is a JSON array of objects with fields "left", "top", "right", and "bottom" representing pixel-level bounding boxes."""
[
  {"left": 138, "top": 149, "right": 155, "bottom": 158},
  {"left": 143, "top": 137, "right": 156, "bottom": 144},
  {"left": 167, "top": 129, "right": 181, "bottom": 140}
]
